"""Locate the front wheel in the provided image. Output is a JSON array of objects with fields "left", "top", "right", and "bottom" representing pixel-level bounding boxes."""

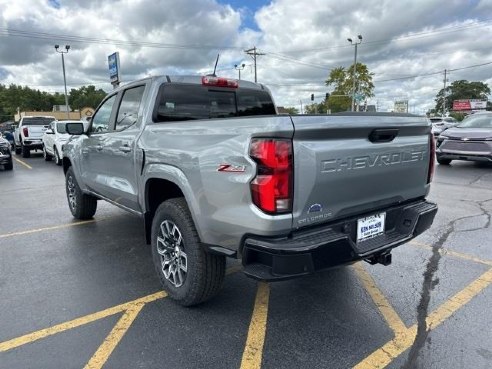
[
  {"left": 4, "top": 159, "right": 13, "bottom": 170},
  {"left": 43, "top": 146, "right": 52, "bottom": 161},
  {"left": 65, "top": 167, "right": 97, "bottom": 219},
  {"left": 54, "top": 148, "right": 62, "bottom": 166},
  {"left": 151, "top": 198, "right": 225, "bottom": 306}
]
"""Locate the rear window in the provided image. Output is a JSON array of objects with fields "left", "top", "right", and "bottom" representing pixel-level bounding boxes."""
[
  {"left": 154, "top": 84, "right": 276, "bottom": 122},
  {"left": 22, "top": 117, "right": 54, "bottom": 126}
]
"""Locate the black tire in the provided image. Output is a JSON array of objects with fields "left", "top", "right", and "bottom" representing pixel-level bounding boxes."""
[
  {"left": 15, "top": 143, "right": 21, "bottom": 155},
  {"left": 151, "top": 198, "right": 225, "bottom": 306},
  {"left": 437, "top": 157, "right": 451, "bottom": 165},
  {"left": 54, "top": 148, "right": 62, "bottom": 166},
  {"left": 43, "top": 146, "right": 52, "bottom": 161},
  {"left": 4, "top": 159, "right": 13, "bottom": 170},
  {"left": 65, "top": 166, "right": 97, "bottom": 219},
  {"left": 22, "top": 144, "right": 30, "bottom": 158}
]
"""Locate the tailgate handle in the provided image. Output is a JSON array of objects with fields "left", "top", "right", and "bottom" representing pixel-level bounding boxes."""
[{"left": 369, "top": 129, "right": 399, "bottom": 143}]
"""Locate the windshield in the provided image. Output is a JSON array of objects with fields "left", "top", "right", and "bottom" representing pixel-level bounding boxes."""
[
  {"left": 56, "top": 123, "right": 68, "bottom": 134},
  {"left": 154, "top": 84, "right": 276, "bottom": 122},
  {"left": 457, "top": 115, "right": 492, "bottom": 128},
  {"left": 22, "top": 117, "right": 54, "bottom": 126}
]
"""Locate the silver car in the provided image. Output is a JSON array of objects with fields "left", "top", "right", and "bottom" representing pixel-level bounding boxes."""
[{"left": 436, "top": 112, "right": 492, "bottom": 165}]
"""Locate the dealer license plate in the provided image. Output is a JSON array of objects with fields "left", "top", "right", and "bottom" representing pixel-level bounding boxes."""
[{"left": 357, "top": 213, "right": 386, "bottom": 242}]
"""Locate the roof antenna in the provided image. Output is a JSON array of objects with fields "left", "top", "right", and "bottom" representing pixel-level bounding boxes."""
[{"left": 212, "top": 54, "right": 220, "bottom": 76}]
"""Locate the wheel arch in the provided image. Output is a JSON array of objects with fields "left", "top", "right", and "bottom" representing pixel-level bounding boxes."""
[{"left": 142, "top": 164, "right": 203, "bottom": 245}]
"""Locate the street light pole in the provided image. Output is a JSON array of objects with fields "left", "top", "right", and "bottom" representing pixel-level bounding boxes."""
[
  {"left": 347, "top": 35, "right": 362, "bottom": 112},
  {"left": 55, "top": 44, "right": 70, "bottom": 119},
  {"left": 234, "top": 63, "right": 245, "bottom": 80}
]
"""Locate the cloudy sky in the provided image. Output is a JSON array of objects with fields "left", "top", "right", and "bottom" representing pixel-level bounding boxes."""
[{"left": 1, "top": 0, "right": 491, "bottom": 114}]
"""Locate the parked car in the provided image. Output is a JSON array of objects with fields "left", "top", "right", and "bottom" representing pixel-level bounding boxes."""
[
  {"left": 42, "top": 120, "right": 79, "bottom": 165},
  {"left": 63, "top": 75, "right": 437, "bottom": 306},
  {"left": 430, "top": 116, "right": 458, "bottom": 136},
  {"left": 14, "top": 116, "right": 55, "bottom": 157},
  {"left": 2, "top": 131, "right": 15, "bottom": 148},
  {"left": 436, "top": 112, "right": 492, "bottom": 165},
  {"left": 0, "top": 135, "right": 13, "bottom": 170}
]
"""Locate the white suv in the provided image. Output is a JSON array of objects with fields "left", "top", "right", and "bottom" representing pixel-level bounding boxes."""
[{"left": 42, "top": 120, "right": 77, "bottom": 165}]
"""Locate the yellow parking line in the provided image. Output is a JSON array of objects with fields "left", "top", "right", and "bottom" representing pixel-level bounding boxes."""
[
  {"left": 0, "top": 220, "right": 97, "bottom": 239},
  {"left": 410, "top": 240, "right": 492, "bottom": 267},
  {"left": 353, "top": 267, "right": 492, "bottom": 369},
  {"left": 84, "top": 304, "right": 145, "bottom": 369},
  {"left": 0, "top": 265, "right": 241, "bottom": 353},
  {"left": 13, "top": 157, "right": 32, "bottom": 169},
  {"left": 240, "top": 282, "right": 270, "bottom": 369},
  {"left": 353, "top": 263, "right": 408, "bottom": 336},
  {"left": 0, "top": 291, "right": 165, "bottom": 352}
]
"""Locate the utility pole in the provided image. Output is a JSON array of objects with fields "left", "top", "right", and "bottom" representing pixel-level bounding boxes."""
[
  {"left": 55, "top": 44, "right": 70, "bottom": 119},
  {"left": 442, "top": 69, "right": 448, "bottom": 116},
  {"left": 245, "top": 47, "right": 265, "bottom": 83},
  {"left": 347, "top": 35, "right": 363, "bottom": 112},
  {"left": 299, "top": 99, "right": 303, "bottom": 114}
]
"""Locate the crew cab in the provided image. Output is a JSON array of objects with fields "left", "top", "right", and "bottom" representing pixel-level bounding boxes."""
[
  {"left": 63, "top": 75, "right": 438, "bottom": 306},
  {"left": 14, "top": 116, "right": 55, "bottom": 157}
]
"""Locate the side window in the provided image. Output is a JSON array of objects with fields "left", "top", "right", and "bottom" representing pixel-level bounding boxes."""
[
  {"left": 116, "top": 85, "right": 145, "bottom": 130},
  {"left": 90, "top": 95, "right": 117, "bottom": 133}
]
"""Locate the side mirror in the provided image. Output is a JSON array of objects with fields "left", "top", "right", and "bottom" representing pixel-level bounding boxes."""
[
  {"left": 45, "top": 129, "right": 54, "bottom": 135},
  {"left": 66, "top": 122, "right": 85, "bottom": 135}
]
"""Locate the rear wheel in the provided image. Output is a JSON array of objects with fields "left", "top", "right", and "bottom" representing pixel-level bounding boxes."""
[
  {"left": 21, "top": 144, "right": 30, "bottom": 158},
  {"left": 151, "top": 198, "right": 225, "bottom": 306},
  {"left": 65, "top": 166, "right": 97, "bottom": 219},
  {"left": 43, "top": 146, "right": 52, "bottom": 161},
  {"left": 15, "top": 143, "right": 21, "bottom": 155},
  {"left": 437, "top": 157, "right": 451, "bottom": 165}
]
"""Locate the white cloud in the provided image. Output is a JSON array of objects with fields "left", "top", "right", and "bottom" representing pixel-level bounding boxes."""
[{"left": 0, "top": 0, "right": 491, "bottom": 114}]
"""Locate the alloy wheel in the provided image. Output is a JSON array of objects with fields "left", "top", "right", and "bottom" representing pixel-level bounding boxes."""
[
  {"left": 156, "top": 220, "right": 187, "bottom": 288},
  {"left": 67, "top": 175, "right": 77, "bottom": 211}
]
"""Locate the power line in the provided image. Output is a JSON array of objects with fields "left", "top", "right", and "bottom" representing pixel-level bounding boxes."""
[
  {"left": 0, "top": 27, "right": 244, "bottom": 51},
  {"left": 374, "top": 61, "right": 492, "bottom": 83},
  {"left": 269, "top": 18, "right": 492, "bottom": 54}
]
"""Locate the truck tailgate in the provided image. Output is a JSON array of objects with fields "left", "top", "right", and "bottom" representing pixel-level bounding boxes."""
[
  {"left": 291, "top": 113, "right": 431, "bottom": 230},
  {"left": 27, "top": 125, "right": 48, "bottom": 139}
]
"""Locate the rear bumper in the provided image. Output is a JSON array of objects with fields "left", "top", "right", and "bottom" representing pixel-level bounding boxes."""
[
  {"left": 23, "top": 139, "right": 43, "bottom": 149},
  {"left": 242, "top": 199, "right": 437, "bottom": 281}
]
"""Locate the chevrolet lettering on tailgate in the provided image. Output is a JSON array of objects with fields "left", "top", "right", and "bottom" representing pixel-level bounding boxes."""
[{"left": 321, "top": 150, "right": 426, "bottom": 173}]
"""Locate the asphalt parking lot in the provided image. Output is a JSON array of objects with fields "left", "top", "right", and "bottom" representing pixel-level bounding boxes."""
[{"left": 1, "top": 152, "right": 491, "bottom": 369}]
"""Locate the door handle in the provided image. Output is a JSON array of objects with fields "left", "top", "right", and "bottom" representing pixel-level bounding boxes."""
[{"left": 119, "top": 144, "right": 132, "bottom": 153}]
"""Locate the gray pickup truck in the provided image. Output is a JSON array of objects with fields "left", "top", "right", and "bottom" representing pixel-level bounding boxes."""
[{"left": 63, "top": 75, "right": 437, "bottom": 306}]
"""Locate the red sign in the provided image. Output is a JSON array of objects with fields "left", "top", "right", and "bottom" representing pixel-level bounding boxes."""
[{"left": 453, "top": 100, "right": 471, "bottom": 110}]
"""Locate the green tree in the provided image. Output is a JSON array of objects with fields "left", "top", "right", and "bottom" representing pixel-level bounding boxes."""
[
  {"left": 325, "top": 63, "right": 375, "bottom": 112},
  {"left": 434, "top": 80, "right": 490, "bottom": 114},
  {"left": 282, "top": 107, "right": 299, "bottom": 115},
  {"left": 69, "top": 85, "right": 107, "bottom": 110},
  {"left": 305, "top": 102, "right": 328, "bottom": 114}
]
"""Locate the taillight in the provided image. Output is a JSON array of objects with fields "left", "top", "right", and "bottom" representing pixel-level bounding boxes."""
[
  {"left": 201, "top": 76, "right": 238, "bottom": 88},
  {"left": 427, "top": 133, "right": 435, "bottom": 183},
  {"left": 23, "top": 127, "right": 28, "bottom": 137},
  {"left": 250, "top": 138, "right": 293, "bottom": 214}
]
